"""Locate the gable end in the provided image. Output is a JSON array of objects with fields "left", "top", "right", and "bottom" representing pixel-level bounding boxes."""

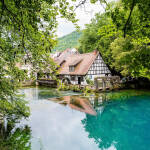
[{"left": 87, "top": 54, "right": 111, "bottom": 75}]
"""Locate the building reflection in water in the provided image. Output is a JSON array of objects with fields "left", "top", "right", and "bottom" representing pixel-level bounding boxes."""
[
  {"left": 48, "top": 93, "right": 111, "bottom": 116},
  {"left": 15, "top": 88, "right": 150, "bottom": 150},
  {"left": 49, "top": 94, "right": 119, "bottom": 149},
  {"left": 50, "top": 95, "right": 98, "bottom": 116}
]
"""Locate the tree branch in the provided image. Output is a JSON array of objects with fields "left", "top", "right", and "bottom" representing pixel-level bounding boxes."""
[
  {"left": 123, "top": 0, "right": 135, "bottom": 38},
  {"left": 74, "top": 0, "right": 87, "bottom": 11}
]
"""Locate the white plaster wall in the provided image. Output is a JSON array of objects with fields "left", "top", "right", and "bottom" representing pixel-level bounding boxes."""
[
  {"left": 87, "top": 54, "right": 111, "bottom": 81},
  {"left": 86, "top": 74, "right": 106, "bottom": 81},
  {"left": 63, "top": 75, "right": 87, "bottom": 85}
]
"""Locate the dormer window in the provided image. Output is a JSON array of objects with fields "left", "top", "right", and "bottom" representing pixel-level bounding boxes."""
[
  {"left": 69, "top": 66, "right": 75, "bottom": 72},
  {"left": 69, "top": 58, "right": 82, "bottom": 72},
  {"left": 60, "top": 60, "right": 66, "bottom": 66}
]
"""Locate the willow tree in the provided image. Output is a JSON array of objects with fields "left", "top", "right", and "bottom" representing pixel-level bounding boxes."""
[{"left": 0, "top": 0, "right": 78, "bottom": 127}]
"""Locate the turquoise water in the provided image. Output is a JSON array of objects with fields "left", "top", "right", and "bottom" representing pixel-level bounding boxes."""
[{"left": 5, "top": 87, "right": 150, "bottom": 150}]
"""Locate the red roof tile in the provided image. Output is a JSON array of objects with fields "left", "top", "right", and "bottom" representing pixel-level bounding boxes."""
[
  {"left": 56, "top": 50, "right": 99, "bottom": 75},
  {"left": 54, "top": 48, "right": 78, "bottom": 65},
  {"left": 69, "top": 58, "right": 83, "bottom": 66}
]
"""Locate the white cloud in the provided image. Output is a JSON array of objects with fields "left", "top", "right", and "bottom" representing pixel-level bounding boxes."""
[
  {"left": 56, "top": 19, "right": 75, "bottom": 37},
  {"left": 57, "top": 0, "right": 105, "bottom": 37},
  {"left": 56, "top": 30, "right": 65, "bottom": 37},
  {"left": 75, "top": 1, "right": 104, "bottom": 28}
]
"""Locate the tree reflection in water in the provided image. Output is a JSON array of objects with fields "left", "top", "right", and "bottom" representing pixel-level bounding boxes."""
[
  {"left": 0, "top": 124, "right": 31, "bottom": 150},
  {"left": 81, "top": 94, "right": 150, "bottom": 150}
]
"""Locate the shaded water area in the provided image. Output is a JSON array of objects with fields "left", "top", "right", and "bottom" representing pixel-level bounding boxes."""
[{"left": 2, "top": 87, "right": 150, "bottom": 150}]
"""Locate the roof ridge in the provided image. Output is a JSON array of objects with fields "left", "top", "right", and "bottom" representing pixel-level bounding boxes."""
[
  {"left": 69, "top": 51, "right": 96, "bottom": 57},
  {"left": 79, "top": 50, "right": 98, "bottom": 55}
]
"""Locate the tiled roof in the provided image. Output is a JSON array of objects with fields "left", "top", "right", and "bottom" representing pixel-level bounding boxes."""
[
  {"left": 54, "top": 48, "right": 78, "bottom": 65},
  {"left": 69, "top": 58, "right": 83, "bottom": 66},
  {"left": 55, "top": 50, "right": 99, "bottom": 75}
]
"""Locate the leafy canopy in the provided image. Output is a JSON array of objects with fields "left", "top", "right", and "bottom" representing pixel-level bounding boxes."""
[
  {"left": 79, "top": 0, "right": 150, "bottom": 78},
  {"left": 0, "top": 0, "right": 78, "bottom": 126}
]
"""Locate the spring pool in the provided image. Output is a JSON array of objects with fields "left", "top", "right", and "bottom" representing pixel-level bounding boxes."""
[{"left": 6, "top": 87, "right": 150, "bottom": 150}]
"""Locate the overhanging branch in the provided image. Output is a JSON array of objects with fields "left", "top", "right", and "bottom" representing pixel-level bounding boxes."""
[
  {"left": 74, "top": 0, "right": 87, "bottom": 11},
  {"left": 123, "top": 0, "right": 135, "bottom": 38}
]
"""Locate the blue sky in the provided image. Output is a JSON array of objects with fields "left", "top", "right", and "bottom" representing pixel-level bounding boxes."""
[{"left": 57, "top": 1, "right": 104, "bottom": 37}]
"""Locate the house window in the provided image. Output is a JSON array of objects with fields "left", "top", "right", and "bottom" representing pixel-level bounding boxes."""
[
  {"left": 69, "top": 66, "right": 75, "bottom": 72},
  {"left": 80, "top": 76, "right": 83, "bottom": 81},
  {"left": 89, "top": 75, "right": 92, "bottom": 79},
  {"left": 71, "top": 76, "right": 75, "bottom": 81}
]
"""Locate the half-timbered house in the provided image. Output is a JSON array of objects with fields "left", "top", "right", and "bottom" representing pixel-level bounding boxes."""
[{"left": 54, "top": 48, "right": 111, "bottom": 85}]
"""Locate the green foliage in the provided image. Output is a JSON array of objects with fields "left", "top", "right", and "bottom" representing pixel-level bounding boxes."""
[
  {"left": 53, "top": 31, "right": 82, "bottom": 52},
  {"left": 0, "top": 125, "right": 31, "bottom": 150},
  {"left": 58, "top": 81, "right": 68, "bottom": 91},
  {"left": 78, "top": 13, "right": 117, "bottom": 68},
  {"left": 111, "top": 37, "right": 150, "bottom": 78},
  {"left": 86, "top": 77, "right": 94, "bottom": 86},
  {"left": 79, "top": 0, "right": 150, "bottom": 79},
  {"left": 83, "top": 86, "right": 94, "bottom": 96},
  {"left": 0, "top": 96, "right": 30, "bottom": 124},
  {"left": 109, "top": 0, "right": 150, "bottom": 78},
  {"left": 0, "top": 0, "right": 78, "bottom": 126}
]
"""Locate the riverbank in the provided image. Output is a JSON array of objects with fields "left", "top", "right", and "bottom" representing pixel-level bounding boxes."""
[{"left": 20, "top": 77, "right": 150, "bottom": 94}]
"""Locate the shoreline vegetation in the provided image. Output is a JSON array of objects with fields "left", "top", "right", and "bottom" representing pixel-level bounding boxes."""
[
  {"left": 20, "top": 78, "right": 150, "bottom": 95},
  {"left": 19, "top": 86, "right": 150, "bottom": 102}
]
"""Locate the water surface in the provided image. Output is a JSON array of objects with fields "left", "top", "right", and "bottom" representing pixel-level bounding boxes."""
[{"left": 5, "top": 87, "right": 150, "bottom": 150}]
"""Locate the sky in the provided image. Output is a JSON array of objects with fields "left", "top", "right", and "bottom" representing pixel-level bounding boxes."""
[{"left": 57, "top": 1, "right": 105, "bottom": 37}]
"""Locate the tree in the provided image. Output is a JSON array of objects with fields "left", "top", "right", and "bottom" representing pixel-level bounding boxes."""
[
  {"left": 110, "top": 0, "right": 150, "bottom": 78},
  {"left": 78, "top": 12, "right": 119, "bottom": 74},
  {"left": 78, "top": 0, "right": 150, "bottom": 79},
  {"left": 0, "top": 0, "right": 78, "bottom": 128},
  {"left": 0, "top": 124, "right": 31, "bottom": 150},
  {"left": 111, "top": 37, "right": 150, "bottom": 78}
]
